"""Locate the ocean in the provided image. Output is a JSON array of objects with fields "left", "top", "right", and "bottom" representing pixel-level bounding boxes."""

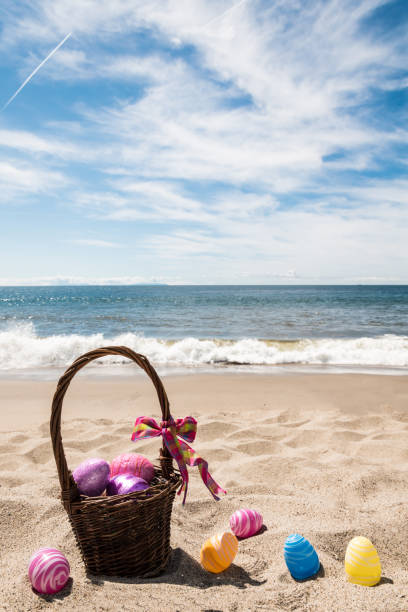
[{"left": 0, "top": 285, "right": 407, "bottom": 376}]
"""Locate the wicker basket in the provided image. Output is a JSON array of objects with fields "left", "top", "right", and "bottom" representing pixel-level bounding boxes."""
[{"left": 50, "top": 346, "right": 183, "bottom": 577}]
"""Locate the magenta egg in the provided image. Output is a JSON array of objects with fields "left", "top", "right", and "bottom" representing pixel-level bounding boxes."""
[
  {"left": 73, "top": 457, "right": 110, "bottom": 497},
  {"left": 110, "top": 453, "right": 154, "bottom": 483},
  {"left": 28, "top": 547, "right": 70, "bottom": 594},
  {"left": 106, "top": 473, "right": 149, "bottom": 495},
  {"left": 229, "top": 508, "right": 263, "bottom": 539}
]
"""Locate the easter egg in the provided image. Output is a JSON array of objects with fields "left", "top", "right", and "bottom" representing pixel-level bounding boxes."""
[
  {"left": 106, "top": 474, "right": 149, "bottom": 496},
  {"left": 200, "top": 532, "right": 238, "bottom": 573},
  {"left": 73, "top": 458, "right": 110, "bottom": 497},
  {"left": 345, "top": 536, "right": 381, "bottom": 586},
  {"left": 229, "top": 508, "right": 263, "bottom": 539},
  {"left": 110, "top": 453, "right": 154, "bottom": 483},
  {"left": 28, "top": 548, "right": 70, "bottom": 594},
  {"left": 284, "top": 534, "right": 320, "bottom": 580}
]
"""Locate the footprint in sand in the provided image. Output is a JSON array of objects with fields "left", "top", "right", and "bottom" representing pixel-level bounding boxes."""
[
  {"left": 235, "top": 440, "right": 281, "bottom": 456},
  {"left": 314, "top": 530, "right": 356, "bottom": 561},
  {"left": 38, "top": 504, "right": 65, "bottom": 522},
  {"left": 99, "top": 441, "right": 156, "bottom": 457},
  {"left": 113, "top": 424, "right": 136, "bottom": 435},
  {"left": 0, "top": 443, "right": 18, "bottom": 454},
  {"left": 279, "top": 419, "right": 311, "bottom": 429},
  {"left": 226, "top": 482, "right": 272, "bottom": 496},
  {"left": 223, "top": 479, "right": 240, "bottom": 488},
  {"left": 41, "top": 485, "right": 62, "bottom": 497},
  {"left": 335, "top": 415, "right": 384, "bottom": 431},
  {"left": 357, "top": 440, "right": 408, "bottom": 463},
  {"left": 227, "top": 428, "right": 257, "bottom": 441},
  {"left": 230, "top": 426, "right": 292, "bottom": 444},
  {"left": 64, "top": 433, "right": 121, "bottom": 453},
  {"left": 330, "top": 430, "right": 366, "bottom": 442},
  {"left": 23, "top": 440, "right": 53, "bottom": 465},
  {"left": 284, "top": 430, "right": 323, "bottom": 449},
  {"left": 278, "top": 571, "right": 294, "bottom": 584},
  {"left": 38, "top": 422, "right": 53, "bottom": 437},
  {"left": 236, "top": 550, "right": 268, "bottom": 576},
  {"left": 9, "top": 434, "right": 29, "bottom": 444},
  {"left": 0, "top": 455, "right": 27, "bottom": 471},
  {"left": 0, "top": 475, "right": 26, "bottom": 487},
  {"left": 371, "top": 432, "right": 407, "bottom": 441},
  {"left": 94, "top": 418, "right": 115, "bottom": 426},
  {"left": 176, "top": 498, "right": 220, "bottom": 518},
  {"left": 262, "top": 410, "right": 298, "bottom": 424},
  {"left": 198, "top": 447, "right": 233, "bottom": 462},
  {"left": 197, "top": 421, "right": 239, "bottom": 441}
]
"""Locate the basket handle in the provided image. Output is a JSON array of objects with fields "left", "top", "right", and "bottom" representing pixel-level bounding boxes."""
[{"left": 50, "top": 346, "right": 173, "bottom": 503}]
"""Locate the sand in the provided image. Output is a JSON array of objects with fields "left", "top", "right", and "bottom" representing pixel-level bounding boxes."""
[{"left": 1, "top": 372, "right": 408, "bottom": 611}]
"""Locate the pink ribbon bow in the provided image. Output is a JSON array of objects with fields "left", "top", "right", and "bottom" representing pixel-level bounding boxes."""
[{"left": 131, "top": 416, "right": 226, "bottom": 504}]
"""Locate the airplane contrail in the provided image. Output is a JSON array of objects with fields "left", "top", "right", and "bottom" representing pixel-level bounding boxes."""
[
  {"left": 2, "top": 32, "right": 72, "bottom": 111},
  {"left": 202, "top": 0, "right": 249, "bottom": 31}
]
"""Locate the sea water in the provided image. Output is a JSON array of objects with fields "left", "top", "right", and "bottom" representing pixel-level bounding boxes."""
[{"left": 0, "top": 285, "right": 407, "bottom": 376}]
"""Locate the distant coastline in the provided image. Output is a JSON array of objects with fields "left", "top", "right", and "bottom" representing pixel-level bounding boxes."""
[{"left": 1, "top": 283, "right": 408, "bottom": 287}]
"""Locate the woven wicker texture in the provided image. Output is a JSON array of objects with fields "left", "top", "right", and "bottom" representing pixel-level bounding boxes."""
[{"left": 50, "top": 346, "right": 182, "bottom": 577}]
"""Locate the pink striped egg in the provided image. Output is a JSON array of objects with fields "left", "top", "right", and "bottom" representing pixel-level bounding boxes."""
[
  {"left": 110, "top": 453, "right": 155, "bottom": 483},
  {"left": 229, "top": 508, "right": 263, "bottom": 539},
  {"left": 28, "top": 548, "right": 70, "bottom": 594}
]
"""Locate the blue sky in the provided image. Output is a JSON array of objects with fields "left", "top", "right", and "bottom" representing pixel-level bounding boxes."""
[{"left": 0, "top": 0, "right": 407, "bottom": 285}]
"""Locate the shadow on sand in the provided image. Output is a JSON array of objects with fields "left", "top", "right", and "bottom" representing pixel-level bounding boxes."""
[
  {"left": 88, "top": 547, "right": 266, "bottom": 590},
  {"left": 35, "top": 577, "right": 74, "bottom": 602}
]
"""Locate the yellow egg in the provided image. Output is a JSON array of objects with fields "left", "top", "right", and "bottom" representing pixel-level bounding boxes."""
[
  {"left": 345, "top": 536, "right": 381, "bottom": 586},
  {"left": 200, "top": 532, "right": 238, "bottom": 573}
]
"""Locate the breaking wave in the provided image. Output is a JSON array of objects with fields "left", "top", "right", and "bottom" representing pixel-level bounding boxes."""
[{"left": 0, "top": 322, "right": 407, "bottom": 371}]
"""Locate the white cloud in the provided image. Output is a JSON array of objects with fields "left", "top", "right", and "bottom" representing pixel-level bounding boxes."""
[
  {"left": 4, "top": 1, "right": 406, "bottom": 188},
  {"left": 0, "top": 129, "right": 79, "bottom": 158},
  {"left": 68, "top": 239, "right": 123, "bottom": 248},
  {"left": 0, "top": 160, "right": 67, "bottom": 201},
  {"left": 0, "top": 275, "right": 165, "bottom": 286},
  {"left": 0, "top": 1, "right": 407, "bottom": 283}
]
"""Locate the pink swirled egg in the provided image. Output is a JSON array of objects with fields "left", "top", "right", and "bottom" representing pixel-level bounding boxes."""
[
  {"left": 106, "top": 474, "right": 149, "bottom": 495},
  {"left": 73, "top": 458, "right": 110, "bottom": 497},
  {"left": 110, "top": 453, "right": 154, "bottom": 483},
  {"left": 229, "top": 508, "right": 263, "bottom": 539},
  {"left": 28, "top": 548, "right": 70, "bottom": 594}
]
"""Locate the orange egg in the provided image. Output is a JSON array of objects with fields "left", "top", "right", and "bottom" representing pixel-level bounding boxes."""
[{"left": 200, "top": 532, "right": 238, "bottom": 573}]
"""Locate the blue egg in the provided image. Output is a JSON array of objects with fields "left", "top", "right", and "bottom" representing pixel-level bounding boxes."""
[{"left": 284, "top": 534, "right": 320, "bottom": 580}]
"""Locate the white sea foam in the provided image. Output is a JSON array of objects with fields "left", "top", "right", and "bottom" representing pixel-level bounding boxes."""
[{"left": 0, "top": 322, "right": 407, "bottom": 371}]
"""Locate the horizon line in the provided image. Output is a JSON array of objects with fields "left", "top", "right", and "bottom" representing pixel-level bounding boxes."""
[{"left": 0, "top": 282, "right": 407, "bottom": 288}]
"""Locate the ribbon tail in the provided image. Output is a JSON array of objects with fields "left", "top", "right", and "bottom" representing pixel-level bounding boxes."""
[
  {"left": 177, "top": 439, "right": 226, "bottom": 502},
  {"left": 196, "top": 456, "right": 226, "bottom": 501},
  {"left": 177, "top": 479, "right": 188, "bottom": 504},
  {"left": 162, "top": 431, "right": 190, "bottom": 504}
]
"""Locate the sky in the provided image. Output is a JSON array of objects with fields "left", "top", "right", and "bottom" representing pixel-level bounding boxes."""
[{"left": 0, "top": 0, "right": 407, "bottom": 285}]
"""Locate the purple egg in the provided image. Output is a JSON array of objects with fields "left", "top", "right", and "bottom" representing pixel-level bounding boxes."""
[
  {"left": 72, "top": 458, "right": 110, "bottom": 497},
  {"left": 106, "top": 473, "right": 149, "bottom": 496}
]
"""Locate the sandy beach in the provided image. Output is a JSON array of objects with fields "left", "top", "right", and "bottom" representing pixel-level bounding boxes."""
[{"left": 1, "top": 372, "right": 408, "bottom": 611}]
